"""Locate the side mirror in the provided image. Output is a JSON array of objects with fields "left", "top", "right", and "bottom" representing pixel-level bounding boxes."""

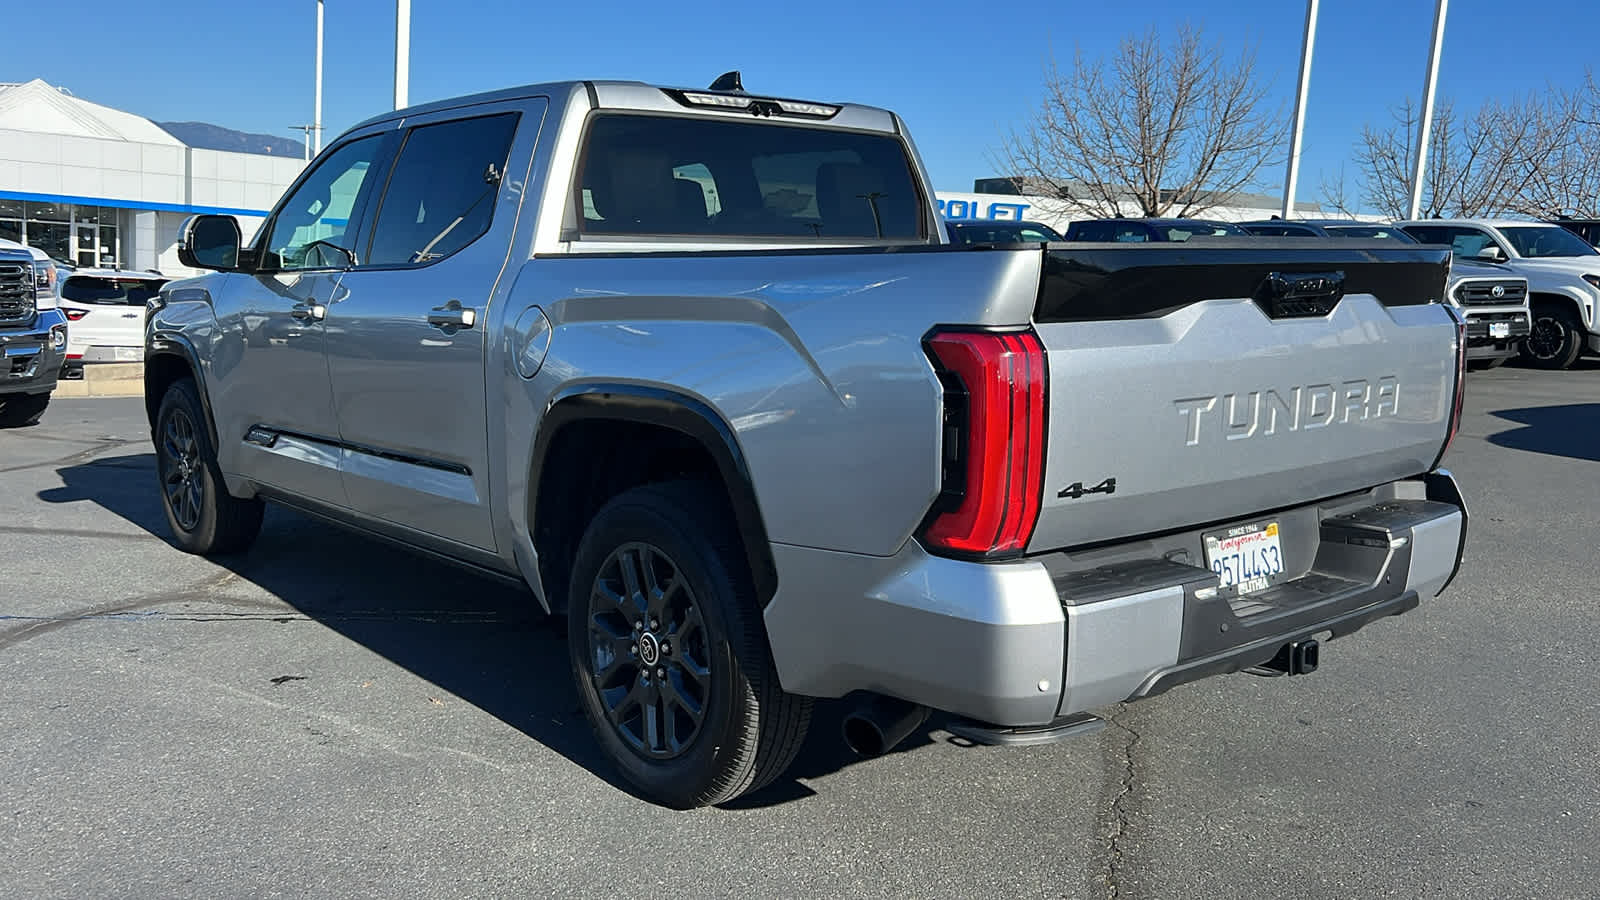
[
  {"left": 1476, "top": 244, "right": 1505, "bottom": 262},
  {"left": 178, "top": 215, "right": 243, "bottom": 271}
]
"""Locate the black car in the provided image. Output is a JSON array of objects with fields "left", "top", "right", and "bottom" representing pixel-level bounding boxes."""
[
  {"left": 1062, "top": 217, "right": 1251, "bottom": 242},
  {"left": 1237, "top": 219, "right": 1419, "bottom": 241},
  {"left": 1548, "top": 217, "right": 1600, "bottom": 249},
  {"left": 944, "top": 219, "right": 1064, "bottom": 244}
]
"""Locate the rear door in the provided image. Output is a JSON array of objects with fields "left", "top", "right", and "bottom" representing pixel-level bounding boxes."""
[
  {"left": 1026, "top": 242, "right": 1456, "bottom": 552},
  {"left": 322, "top": 100, "right": 540, "bottom": 551}
]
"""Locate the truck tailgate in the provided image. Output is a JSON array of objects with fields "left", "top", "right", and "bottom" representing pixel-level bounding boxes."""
[{"left": 1027, "top": 242, "right": 1455, "bottom": 552}]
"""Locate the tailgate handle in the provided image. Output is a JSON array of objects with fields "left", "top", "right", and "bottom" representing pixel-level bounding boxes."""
[{"left": 1256, "top": 270, "right": 1345, "bottom": 319}]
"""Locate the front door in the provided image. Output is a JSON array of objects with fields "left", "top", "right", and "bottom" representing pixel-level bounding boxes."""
[
  {"left": 322, "top": 103, "right": 537, "bottom": 551},
  {"left": 208, "top": 132, "right": 392, "bottom": 505}
]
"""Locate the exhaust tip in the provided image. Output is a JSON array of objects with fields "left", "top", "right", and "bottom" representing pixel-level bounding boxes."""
[
  {"left": 840, "top": 695, "right": 931, "bottom": 758},
  {"left": 842, "top": 715, "right": 889, "bottom": 758}
]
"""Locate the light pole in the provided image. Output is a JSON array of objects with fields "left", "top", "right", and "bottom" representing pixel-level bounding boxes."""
[
  {"left": 394, "top": 0, "right": 410, "bottom": 110},
  {"left": 1280, "top": 0, "right": 1319, "bottom": 220},
  {"left": 1408, "top": 0, "right": 1449, "bottom": 220},
  {"left": 314, "top": 0, "right": 324, "bottom": 156}
]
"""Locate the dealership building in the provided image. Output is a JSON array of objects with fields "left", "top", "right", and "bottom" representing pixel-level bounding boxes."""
[{"left": 0, "top": 79, "right": 306, "bottom": 275}]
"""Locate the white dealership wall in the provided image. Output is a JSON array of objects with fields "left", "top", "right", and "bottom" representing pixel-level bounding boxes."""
[{"left": 0, "top": 80, "right": 305, "bottom": 275}]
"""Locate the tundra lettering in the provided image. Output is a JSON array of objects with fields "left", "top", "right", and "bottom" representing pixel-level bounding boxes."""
[{"left": 1176, "top": 377, "right": 1399, "bottom": 446}]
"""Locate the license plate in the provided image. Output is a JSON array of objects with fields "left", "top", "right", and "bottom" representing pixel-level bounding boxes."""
[
  {"left": 114, "top": 346, "right": 142, "bottom": 361},
  {"left": 1489, "top": 322, "right": 1510, "bottom": 338},
  {"left": 1204, "top": 522, "right": 1285, "bottom": 595},
  {"left": 4, "top": 343, "right": 41, "bottom": 357}
]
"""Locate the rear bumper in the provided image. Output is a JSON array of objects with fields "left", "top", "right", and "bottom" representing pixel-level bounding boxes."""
[
  {"left": 764, "top": 470, "right": 1467, "bottom": 727},
  {"left": 0, "top": 309, "right": 68, "bottom": 396}
]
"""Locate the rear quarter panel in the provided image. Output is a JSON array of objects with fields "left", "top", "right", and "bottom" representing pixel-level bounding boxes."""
[{"left": 491, "top": 248, "right": 1043, "bottom": 561}]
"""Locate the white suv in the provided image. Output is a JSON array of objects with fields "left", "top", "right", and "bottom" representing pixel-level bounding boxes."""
[
  {"left": 58, "top": 269, "right": 169, "bottom": 376},
  {"left": 1397, "top": 219, "right": 1600, "bottom": 370}
]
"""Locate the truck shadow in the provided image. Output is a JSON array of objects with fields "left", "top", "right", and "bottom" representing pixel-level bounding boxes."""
[
  {"left": 1486, "top": 404, "right": 1600, "bottom": 463},
  {"left": 39, "top": 451, "right": 947, "bottom": 809}
]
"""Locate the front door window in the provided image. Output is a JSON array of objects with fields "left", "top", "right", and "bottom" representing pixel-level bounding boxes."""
[{"left": 263, "top": 135, "right": 386, "bottom": 271}]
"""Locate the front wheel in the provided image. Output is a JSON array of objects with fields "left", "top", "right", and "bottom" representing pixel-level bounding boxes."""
[
  {"left": 0, "top": 392, "right": 50, "bottom": 427},
  {"left": 567, "top": 481, "right": 811, "bottom": 808},
  {"left": 154, "top": 378, "right": 264, "bottom": 555},
  {"left": 1521, "top": 304, "right": 1585, "bottom": 370}
]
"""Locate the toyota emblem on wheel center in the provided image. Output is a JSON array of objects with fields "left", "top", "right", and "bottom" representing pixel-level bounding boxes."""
[{"left": 638, "top": 632, "right": 661, "bottom": 667}]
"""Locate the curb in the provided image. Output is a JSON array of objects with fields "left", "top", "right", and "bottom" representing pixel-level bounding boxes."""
[{"left": 53, "top": 363, "right": 144, "bottom": 399}]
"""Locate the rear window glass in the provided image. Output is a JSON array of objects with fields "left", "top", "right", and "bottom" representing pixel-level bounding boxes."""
[
  {"left": 574, "top": 114, "right": 926, "bottom": 241},
  {"left": 62, "top": 276, "right": 167, "bottom": 306}
]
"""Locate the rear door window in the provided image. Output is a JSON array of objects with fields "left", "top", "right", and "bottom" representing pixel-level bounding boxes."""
[
  {"left": 574, "top": 114, "right": 926, "bottom": 241},
  {"left": 364, "top": 113, "right": 520, "bottom": 266},
  {"left": 61, "top": 276, "right": 167, "bottom": 306}
]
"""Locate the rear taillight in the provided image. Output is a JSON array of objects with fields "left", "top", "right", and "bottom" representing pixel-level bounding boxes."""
[
  {"left": 63, "top": 308, "right": 88, "bottom": 321},
  {"left": 920, "top": 328, "right": 1047, "bottom": 558},
  {"left": 1431, "top": 305, "right": 1468, "bottom": 469}
]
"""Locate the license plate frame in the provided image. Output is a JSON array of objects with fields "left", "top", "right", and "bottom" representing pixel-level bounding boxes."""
[
  {"left": 1489, "top": 322, "right": 1511, "bottom": 339},
  {"left": 1203, "top": 521, "right": 1285, "bottom": 596},
  {"left": 4, "top": 342, "right": 41, "bottom": 358}
]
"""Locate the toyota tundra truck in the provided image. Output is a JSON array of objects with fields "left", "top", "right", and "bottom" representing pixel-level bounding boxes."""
[
  {"left": 145, "top": 75, "right": 1470, "bottom": 808},
  {"left": 0, "top": 242, "right": 69, "bottom": 427}
]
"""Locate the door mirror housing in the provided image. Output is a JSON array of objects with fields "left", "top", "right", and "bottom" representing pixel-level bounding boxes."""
[
  {"left": 1476, "top": 244, "right": 1505, "bottom": 262},
  {"left": 177, "top": 215, "right": 243, "bottom": 271}
]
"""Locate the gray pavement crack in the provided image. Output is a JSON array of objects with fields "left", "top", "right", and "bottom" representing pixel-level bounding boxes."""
[
  {"left": 1098, "top": 705, "right": 1141, "bottom": 900},
  {"left": 0, "top": 568, "right": 243, "bottom": 650},
  {"left": 0, "top": 436, "right": 136, "bottom": 474}
]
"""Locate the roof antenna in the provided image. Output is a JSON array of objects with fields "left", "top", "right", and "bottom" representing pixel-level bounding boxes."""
[{"left": 709, "top": 71, "right": 745, "bottom": 93}]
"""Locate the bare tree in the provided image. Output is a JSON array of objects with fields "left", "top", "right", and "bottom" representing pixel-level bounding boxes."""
[
  {"left": 1355, "top": 90, "right": 1584, "bottom": 218},
  {"left": 1518, "top": 73, "right": 1600, "bottom": 217},
  {"left": 998, "top": 24, "right": 1285, "bottom": 218}
]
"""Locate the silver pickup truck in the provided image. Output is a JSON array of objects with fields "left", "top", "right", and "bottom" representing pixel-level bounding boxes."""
[{"left": 146, "top": 76, "right": 1470, "bottom": 808}]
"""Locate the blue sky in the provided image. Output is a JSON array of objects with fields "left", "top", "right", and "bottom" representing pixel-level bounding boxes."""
[{"left": 7, "top": 0, "right": 1595, "bottom": 209}]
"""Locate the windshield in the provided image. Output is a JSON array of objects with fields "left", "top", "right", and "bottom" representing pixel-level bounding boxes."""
[
  {"left": 1326, "top": 225, "right": 1418, "bottom": 242},
  {"left": 949, "top": 222, "right": 1061, "bottom": 243},
  {"left": 62, "top": 276, "right": 167, "bottom": 306},
  {"left": 1498, "top": 226, "right": 1599, "bottom": 258},
  {"left": 1158, "top": 222, "right": 1246, "bottom": 241}
]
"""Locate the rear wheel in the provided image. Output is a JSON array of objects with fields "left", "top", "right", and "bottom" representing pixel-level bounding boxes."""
[
  {"left": 155, "top": 377, "right": 263, "bottom": 555},
  {"left": 0, "top": 392, "right": 50, "bottom": 427},
  {"left": 1521, "top": 304, "right": 1585, "bottom": 370},
  {"left": 567, "top": 480, "right": 810, "bottom": 808}
]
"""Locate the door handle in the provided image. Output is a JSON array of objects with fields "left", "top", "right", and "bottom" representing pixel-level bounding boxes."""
[
  {"left": 427, "top": 300, "right": 477, "bottom": 330},
  {"left": 290, "top": 301, "right": 326, "bottom": 322}
]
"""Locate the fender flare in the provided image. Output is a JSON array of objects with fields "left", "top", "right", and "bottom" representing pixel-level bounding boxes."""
[
  {"left": 145, "top": 333, "right": 220, "bottom": 449},
  {"left": 529, "top": 383, "right": 778, "bottom": 604}
]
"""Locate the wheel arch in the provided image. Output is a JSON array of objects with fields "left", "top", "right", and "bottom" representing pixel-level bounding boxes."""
[
  {"left": 144, "top": 337, "right": 219, "bottom": 448},
  {"left": 1528, "top": 289, "right": 1591, "bottom": 329},
  {"left": 528, "top": 384, "right": 777, "bottom": 615}
]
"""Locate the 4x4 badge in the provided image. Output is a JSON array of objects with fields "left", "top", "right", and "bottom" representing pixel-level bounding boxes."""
[{"left": 1058, "top": 477, "right": 1117, "bottom": 500}]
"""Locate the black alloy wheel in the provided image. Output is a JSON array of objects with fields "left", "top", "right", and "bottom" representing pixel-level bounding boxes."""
[
  {"left": 584, "top": 542, "right": 711, "bottom": 759},
  {"left": 160, "top": 406, "right": 204, "bottom": 532},
  {"left": 566, "top": 480, "right": 811, "bottom": 809},
  {"left": 153, "top": 377, "right": 263, "bottom": 555},
  {"left": 1521, "top": 305, "right": 1584, "bottom": 370}
]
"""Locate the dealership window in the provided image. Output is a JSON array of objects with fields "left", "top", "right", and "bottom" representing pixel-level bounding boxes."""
[{"left": 0, "top": 201, "right": 122, "bottom": 268}]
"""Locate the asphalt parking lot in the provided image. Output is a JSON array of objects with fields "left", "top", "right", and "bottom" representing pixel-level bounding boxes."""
[{"left": 2, "top": 362, "right": 1597, "bottom": 899}]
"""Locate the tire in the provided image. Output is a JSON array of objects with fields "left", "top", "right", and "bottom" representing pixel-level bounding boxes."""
[
  {"left": 0, "top": 392, "right": 50, "bottom": 427},
  {"left": 154, "top": 377, "right": 264, "bottom": 555},
  {"left": 567, "top": 480, "right": 811, "bottom": 808},
  {"left": 1521, "top": 303, "right": 1585, "bottom": 370}
]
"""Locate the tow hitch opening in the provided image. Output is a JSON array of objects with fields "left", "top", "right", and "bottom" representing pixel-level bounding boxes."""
[{"left": 1255, "top": 638, "right": 1321, "bottom": 677}]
